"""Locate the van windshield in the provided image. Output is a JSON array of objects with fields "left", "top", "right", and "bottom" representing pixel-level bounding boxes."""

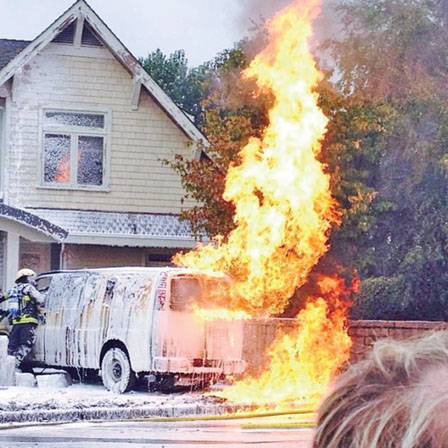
[{"left": 205, "top": 279, "right": 230, "bottom": 308}]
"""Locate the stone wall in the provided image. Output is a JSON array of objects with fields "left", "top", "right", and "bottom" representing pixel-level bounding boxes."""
[
  {"left": 19, "top": 240, "right": 51, "bottom": 276},
  {"left": 242, "top": 318, "right": 297, "bottom": 374},
  {"left": 242, "top": 319, "right": 448, "bottom": 372},
  {"left": 349, "top": 319, "right": 448, "bottom": 362},
  {"left": 60, "top": 244, "right": 175, "bottom": 270}
]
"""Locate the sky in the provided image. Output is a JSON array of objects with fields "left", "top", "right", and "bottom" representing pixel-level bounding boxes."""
[{"left": 0, "top": 0, "right": 338, "bottom": 67}]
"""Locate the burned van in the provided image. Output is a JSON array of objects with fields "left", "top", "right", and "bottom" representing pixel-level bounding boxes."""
[{"left": 32, "top": 268, "right": 245, "bottom": 393}]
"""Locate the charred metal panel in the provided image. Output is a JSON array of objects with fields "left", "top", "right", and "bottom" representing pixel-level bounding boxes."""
[{"left": 205, "top": 320, "right": 244, "bottom": 363}]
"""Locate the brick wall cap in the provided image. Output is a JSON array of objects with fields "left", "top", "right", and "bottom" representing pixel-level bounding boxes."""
[{"left": 350, "top": 319, "right": 448, "bottom": 330}]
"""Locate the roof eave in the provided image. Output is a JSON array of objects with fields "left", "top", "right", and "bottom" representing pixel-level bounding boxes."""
[
  {"left": 0, "top": 2, "right": 81, "bottom": 87},
  {"left": 0, "top": 204, "right": 67, "bottom": 242},
  {"left": 64, "top": 232, "right": 204, "bottom": 249},
  {"left": 76, "top": 1, "right": 209, "bottom": 146}
]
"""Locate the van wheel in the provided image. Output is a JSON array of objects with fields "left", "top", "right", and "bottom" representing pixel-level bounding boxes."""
[{"left": 101, "top": 347, "right": 135, "bottom": 393}]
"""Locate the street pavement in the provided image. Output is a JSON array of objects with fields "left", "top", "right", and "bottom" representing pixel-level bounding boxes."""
[{"left": 0, "top": 417, "right": 315, "bottom": 447}]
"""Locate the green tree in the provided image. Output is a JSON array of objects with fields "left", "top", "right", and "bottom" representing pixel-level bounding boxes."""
[
  {"left": 160, "top": 0, "right": 448, "bottom": 320},
  {"left": 140, "top": 49, "right": 208, "bottom": 123},
  {"left": 330, "top": 0, "right": 448, "bottom": 319},
  {"left": 167, "top": 40, "right": 273, "bottom": 237}
]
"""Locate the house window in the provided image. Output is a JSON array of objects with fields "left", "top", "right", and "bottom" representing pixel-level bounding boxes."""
[
  {"left": 42, "top": 110, "right": 108, "bottom": 188},
  {"left": 51, "top": 20, "right": 76, "bottom": 45},
  {"left": 81, "top": 22, "right": 104, "bottom": 47}
]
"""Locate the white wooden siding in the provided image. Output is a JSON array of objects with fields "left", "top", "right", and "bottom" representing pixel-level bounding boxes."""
[{"left": 5, "top": 43, "right": 196, "bottom": 214}]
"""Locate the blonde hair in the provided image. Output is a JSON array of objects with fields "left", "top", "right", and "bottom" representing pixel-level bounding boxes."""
[{"left": 314, "top": 331, "right": 448, "bottom": 448}]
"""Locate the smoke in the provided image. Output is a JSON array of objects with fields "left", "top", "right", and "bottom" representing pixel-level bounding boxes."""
[
  {"left": 235, "top": 0, "right": 292, "bottom": 30},
  {"left": 235, "top": 0, "right": 342, "bottom": 68},
  {"left": 236, "top": 0, "right": 341, "bottom": 43}
]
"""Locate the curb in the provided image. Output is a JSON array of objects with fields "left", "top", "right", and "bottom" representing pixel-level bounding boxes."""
[{"left": 0, "top": 403, "right": 257, "bottom": 425}]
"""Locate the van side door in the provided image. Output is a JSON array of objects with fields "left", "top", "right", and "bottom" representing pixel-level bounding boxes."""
[
  {"left": 73, "top": 273, "right": 107, "bottom": 368},
  {"left": 43, "top": 272, "right": 86, "bottom": 367}
]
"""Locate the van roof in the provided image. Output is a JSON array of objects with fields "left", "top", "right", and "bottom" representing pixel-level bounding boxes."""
[{"left": 37, "top": 267, "right": 227, "bottom": 278}]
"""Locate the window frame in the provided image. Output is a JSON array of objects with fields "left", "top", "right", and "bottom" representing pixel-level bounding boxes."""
[
  {"left": 38, "top": 106, "right": 111, "bottom": 191},
  {"left": 169, "top": 275, "right": 203, "bottom": 312}
]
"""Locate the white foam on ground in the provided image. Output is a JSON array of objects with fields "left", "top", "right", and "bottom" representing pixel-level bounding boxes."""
[
  {"left": 0, "top": 383, "right": 216, "bottom": 414},
  {"left": 36, "top": 372, "right": 72, "bottom": 389}
]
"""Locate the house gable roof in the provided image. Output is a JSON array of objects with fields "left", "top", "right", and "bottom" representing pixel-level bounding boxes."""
[
  {"left": 0, "top": 39, "right": 30, "bottom": 71},
  {"left": 0, "top": 0, "right": 208, "bottom": 148}
]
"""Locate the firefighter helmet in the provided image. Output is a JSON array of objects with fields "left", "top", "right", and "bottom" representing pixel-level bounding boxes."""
[{"left": 15, "top": 268, "right": 37, "bottom": 282}]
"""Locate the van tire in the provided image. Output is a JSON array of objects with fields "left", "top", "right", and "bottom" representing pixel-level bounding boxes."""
[{"left": 101, "top": 347, "right": 135, "bottom": 393}]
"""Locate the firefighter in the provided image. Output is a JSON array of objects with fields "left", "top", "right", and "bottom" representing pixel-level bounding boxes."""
[{"left": 4, "top": 268, "right": 44, "bottom": 372}]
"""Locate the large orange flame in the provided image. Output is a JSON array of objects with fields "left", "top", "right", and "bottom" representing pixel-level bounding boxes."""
[
  {"left": 175, "top": 0, "right": 352, "bottom": 409},
  {"left": 216, "top": 275, "right": 352, "bottom": 407},
  {"left": 174, "top": 0, "right": 339, "bottom": 317}
]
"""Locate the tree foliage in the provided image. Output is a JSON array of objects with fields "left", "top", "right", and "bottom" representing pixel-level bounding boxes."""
[
  {"left": 331, "top": 0, "right": 448, "bottom": 319},
  {"left": 144, "top": 0, "right": 448, "bottom": 320},
  {"left": 165, "top": 40, "right": 273, "bottom": 237},
  {"left": 140, "top": 49, "right": 208, "bottom": 123}
]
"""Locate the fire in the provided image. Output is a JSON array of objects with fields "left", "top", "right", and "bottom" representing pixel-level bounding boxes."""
[
  {"left": 55, "top": 154, "right": 70, "bottom": 183},
  {"left": 216, "top": 275, "right": 352, "bottom": 407},
  {"left": 174, "top": 0, "right": 338, "bottom": 317},
  {"left": 175, "top": 0, "right": 352, "bottom": 409},
  {"left": 191, "top": 304, "right": 250, "bottom": 322}
]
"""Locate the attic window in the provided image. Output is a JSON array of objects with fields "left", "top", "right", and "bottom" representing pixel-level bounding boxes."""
[
  {"left": 81, "top": 22, "right": 103, "bottom": 47},
  {"left": 52, "top": 20, "right": 76, "bottom": 44}
]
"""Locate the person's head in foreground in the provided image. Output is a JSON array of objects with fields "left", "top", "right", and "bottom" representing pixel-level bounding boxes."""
[{"left": 313, "top": 331, "right": 448, "bottom": 448}]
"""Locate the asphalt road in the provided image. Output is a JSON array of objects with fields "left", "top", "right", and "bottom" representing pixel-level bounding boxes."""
[{"left": 0, "top": 417, "right": 315, "bottom": 447}]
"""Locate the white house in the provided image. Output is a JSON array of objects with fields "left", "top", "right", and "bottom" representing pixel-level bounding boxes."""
[{"left": 0, "top": 0, "right": 207, "bottom": 289}]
